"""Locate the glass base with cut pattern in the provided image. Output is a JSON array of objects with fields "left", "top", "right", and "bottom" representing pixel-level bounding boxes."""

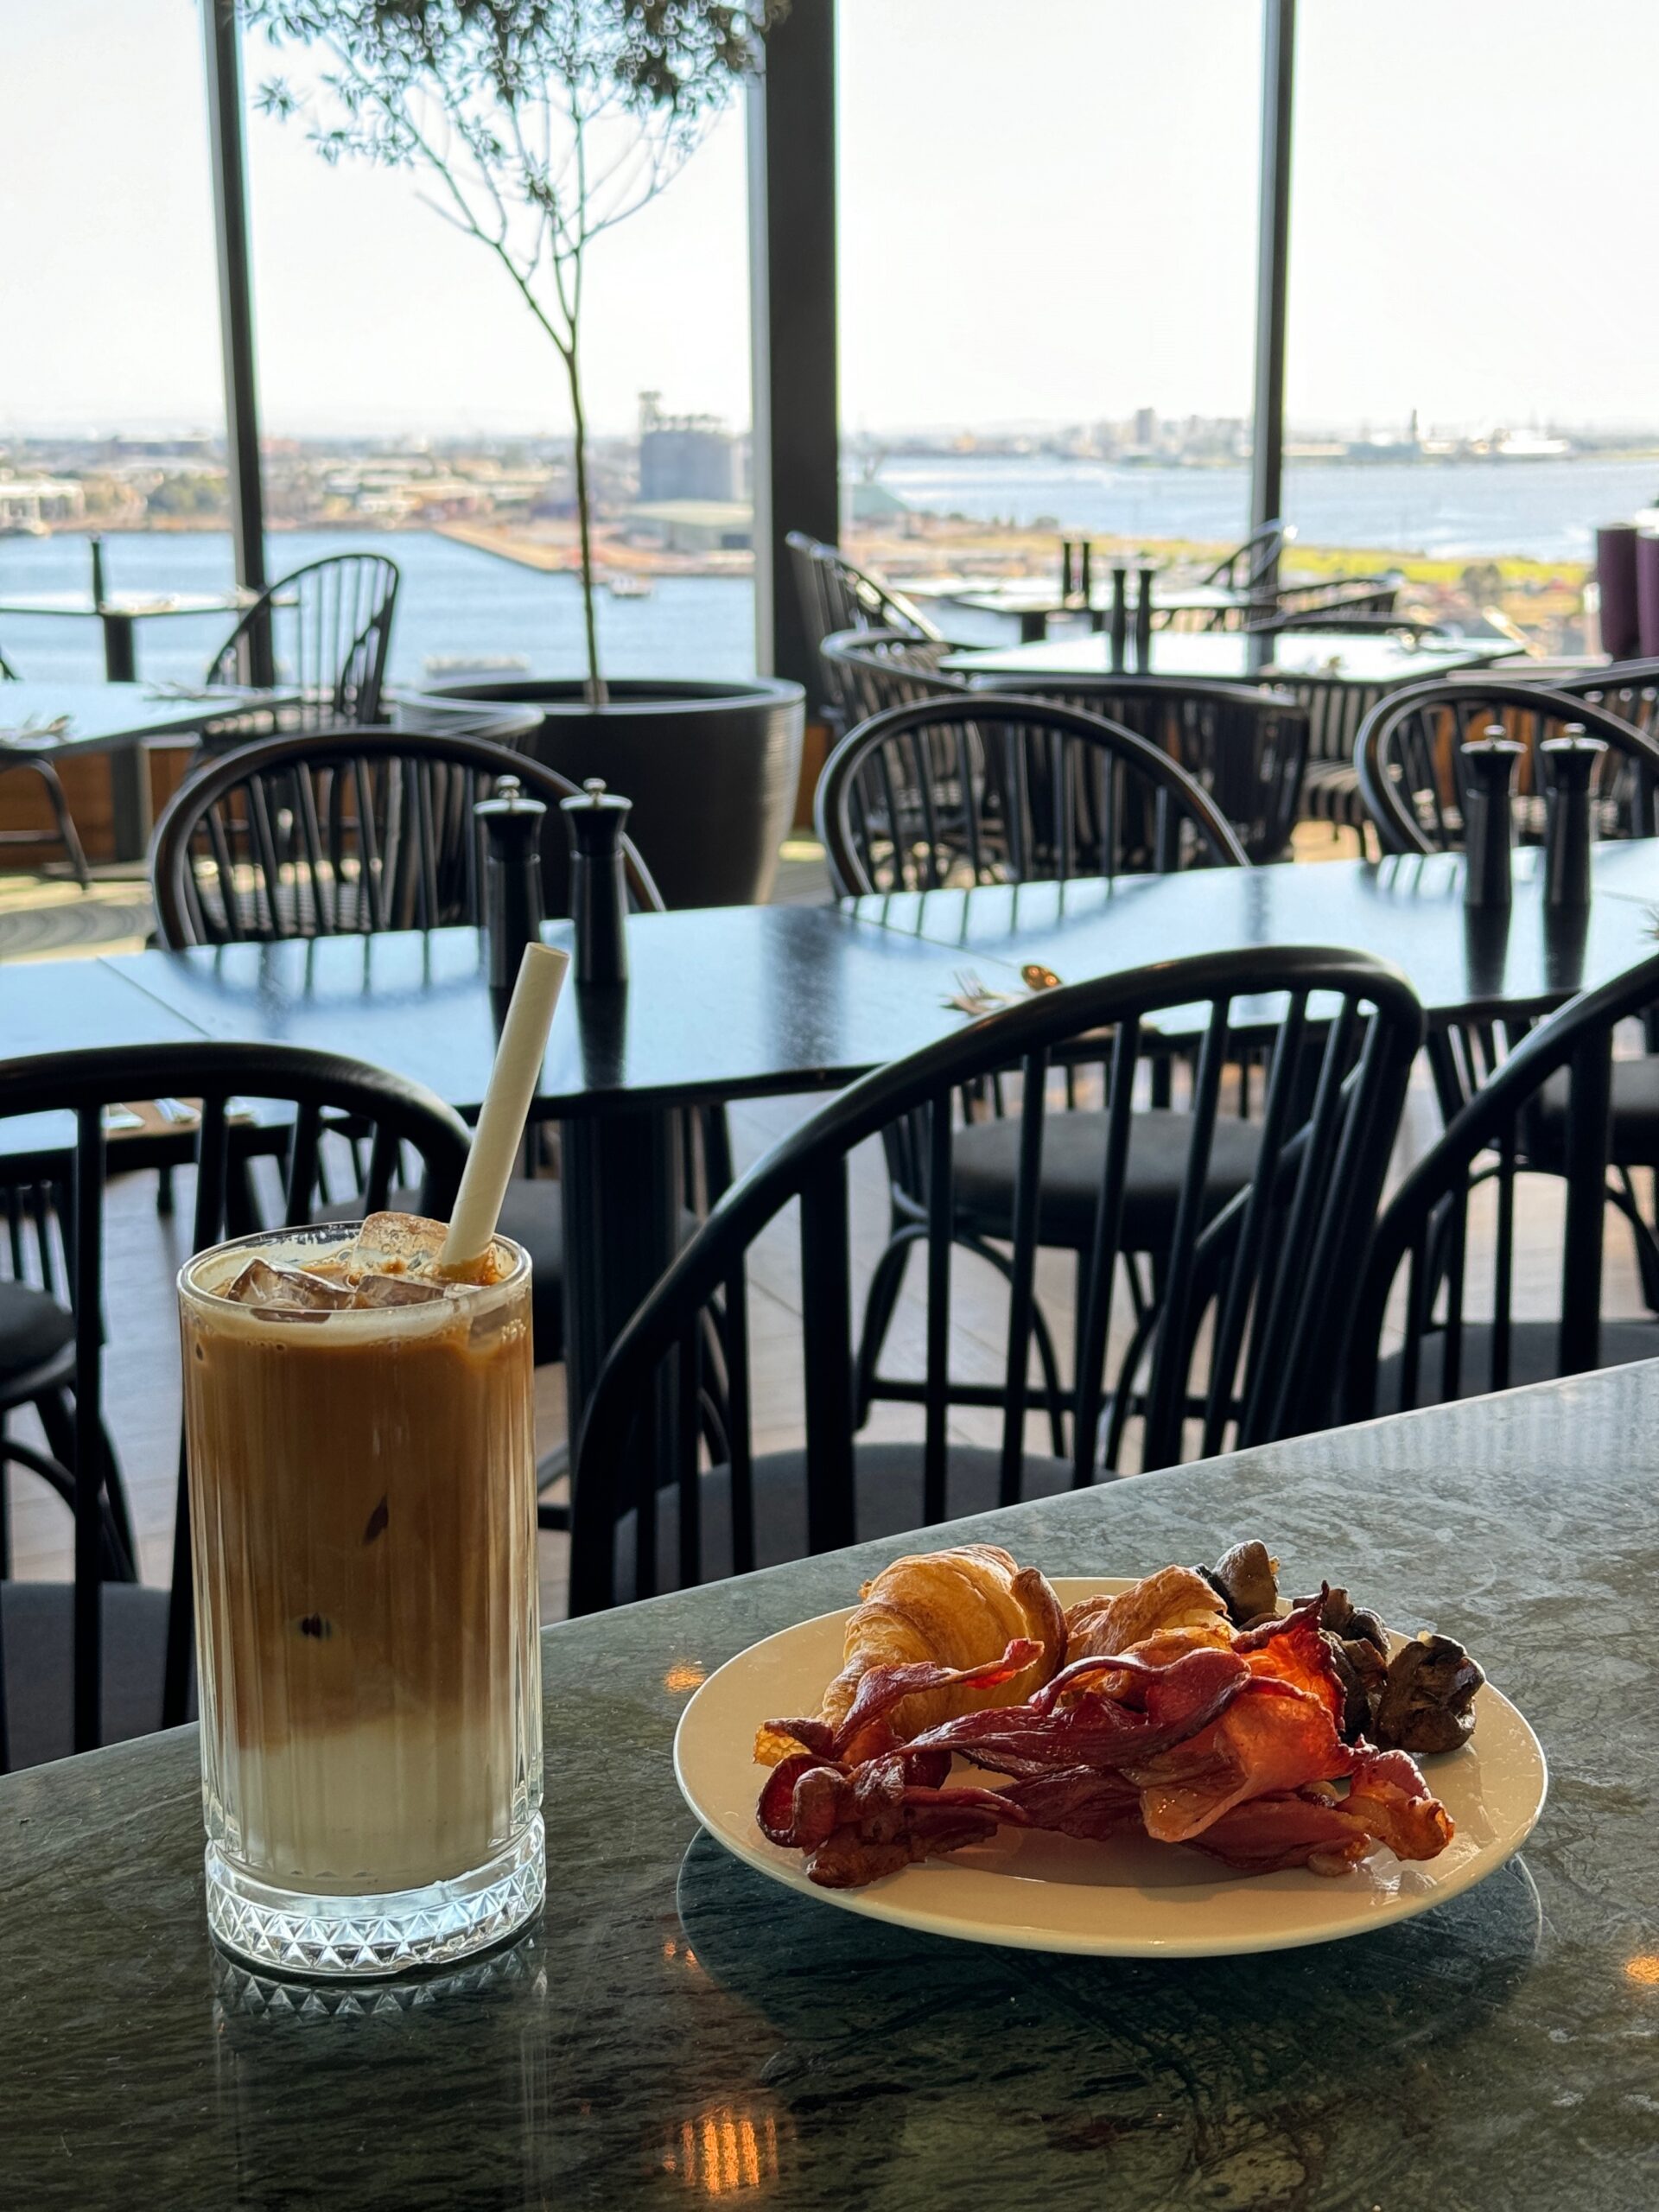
[{"left": 205, "top": 1816, "right": 545, "bottom": 1979}]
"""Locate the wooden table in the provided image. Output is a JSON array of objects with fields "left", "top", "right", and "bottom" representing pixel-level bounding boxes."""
[
  {"left": 0, "top": 1357, "right": 1652, "bottom": 2209},
  {"left": 14, "top": 839, "right": 1659, "bottom": 1426},
  {"left": 0, "top": 680, "right": 296, "bottom": 859}
]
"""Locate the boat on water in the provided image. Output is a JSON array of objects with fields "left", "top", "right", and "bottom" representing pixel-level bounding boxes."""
[
  {"left": 423, "top": 652, "right": 531, "bottom": 677},
  {"left": 606, "top": 572, "right": 653, "bottom": 600}
]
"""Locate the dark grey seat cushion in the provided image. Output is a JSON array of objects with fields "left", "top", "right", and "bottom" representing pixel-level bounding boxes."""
[
  {"left": 1372, "top": 1319, "right": 1659, "bottom": 1414},
  {"left": 0, "top": 1280, "right": 74, "bottom": 1389},
  {"left": 0, "top": 1581, "right": 188, "bottom": 1773},
  {"left": 613, "top": 1440, "right": 1078, "bottom": 1605},
  {"left": 1535, "top": 1055, "right": 1659, "bottom": 1169},
  {"left": 952, "top": 1109, "right": 1264, "bottom": 1250}
]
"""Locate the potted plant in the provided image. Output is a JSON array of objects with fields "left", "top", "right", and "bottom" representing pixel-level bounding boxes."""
[{"left": 247, "top": 0, "right": 802, "bottom": 907}]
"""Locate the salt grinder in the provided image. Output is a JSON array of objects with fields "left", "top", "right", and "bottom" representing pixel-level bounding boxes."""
[
  {"left": 1541, "top": 725, "right": 1605, "bottom": 909},
  {"left": 562, "top": 777, "right": 631, "bottom": 986},
  {"left": 1460, "top": 728, "right": 1525, "bottom": 910},
  {"left": 475, "top": 775, "right": 546, "bottom": 992}
]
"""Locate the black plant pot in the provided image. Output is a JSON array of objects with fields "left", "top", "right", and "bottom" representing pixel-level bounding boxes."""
[{"left": 423, "top": 677, "right": 804, "bottom": 910}]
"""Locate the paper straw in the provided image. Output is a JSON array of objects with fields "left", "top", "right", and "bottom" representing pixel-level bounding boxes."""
[{"left": 441, "top": 943, "right": 569, "bottom": 1271}]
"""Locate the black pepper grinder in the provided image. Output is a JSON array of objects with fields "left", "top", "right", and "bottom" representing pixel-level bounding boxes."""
[
  {"left": 1541, "top": 724, "right": 1606, "bottom": 909},
  {"left": 1133, "top": 560, "right": 1157, "bottom": 671},
  {"left": 1460, "top": 728, "right": 1525, "bottom": 910},
  {"left": 89, "top": 534, "right": 106, "bottom": 609},
  {"left": 561, "top": 778, "right": 631, "bottom": 986},
  {"left": 474, "top": 775, "right": 546, "bottom": 992},
  {"left": 1109, "top": 564, "right": 1129, "bottom": 673}
]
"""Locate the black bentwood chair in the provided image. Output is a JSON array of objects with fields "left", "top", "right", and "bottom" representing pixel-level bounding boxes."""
[
  {"left": 0, "top": 1042, "right": 470, "bottom": 1773},
  {"left": 206, "top": 553, "right": 400, "bottom": 729},
  {"left": 149, "top": 723, "right": 663, "bottom": 945},
  {"left": 1344, "top": 949, "right": 1659, "bottom": 1418},
  {"left": 786, "top": 533, "right": 944, "bottom": 648},
  {"left": 1355, "top": 678, "right": 1659, "bottom": 858},
  {"left": 1197, "top": 519, "right": 1294, "bottom": 611},
  {"left": 149, "top": 725, "right": 678, "bottom": 1393},
  {"left": 1356, "top": 674, "right": 1659, "bottom": 1158},
  {"left": 816, "top": 693, "right": 1248, "bottom": 893},
  {"left": 966, "top": 673, "right": 1310, "bottom": 864},
  {"left": 818, "top": 695, "right": 1252, "bottom": 1439},
  {"left": 817, "top": 626, "right": 972, "bottom": 726},
  {"left": 788, "top": 534, "right": 947, "bottom": 744},
  {"left": 569, "top": 948, "right": 1423, "bottom": 1614},
  {"left": 0, "top": 645, "right": 90, "bottom": 887}
]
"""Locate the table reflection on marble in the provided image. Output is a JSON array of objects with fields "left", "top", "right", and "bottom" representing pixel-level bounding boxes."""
[{"left": 2, "top": 1365, "right": 1656, "bottom": 2208}]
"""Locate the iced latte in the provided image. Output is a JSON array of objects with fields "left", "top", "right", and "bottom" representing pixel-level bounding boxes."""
[{"left": 179, "top": 1214, "right": 543, "bottom": 1975}]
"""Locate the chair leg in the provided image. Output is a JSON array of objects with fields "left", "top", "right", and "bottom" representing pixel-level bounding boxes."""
[
  {"left": 1611, "top": 1167, "right": 1659, "bottom": 1312},
  {"left": 2, "top": 1430, "right": 134, "bottom": 1581},
  {"left": 35, "top": 1389, "right": 138, "bottom": 1581},
  {"left": 954, "top": 1232, "right": 1068, "bottom": 1458},
  {"left": 854, "top": 1229, "right": 920, "bottom": 1426},
  {"left": 1099, "top": 1297, "right": 1160, "bottom": 1473},
  {"left": 29, "top": 760, "right": 91, "bottom": 887}
]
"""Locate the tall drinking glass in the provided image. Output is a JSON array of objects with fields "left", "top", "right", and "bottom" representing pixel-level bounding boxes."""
[{"left": 179, "top": 1222, "right": 543, "bottom": 1976}]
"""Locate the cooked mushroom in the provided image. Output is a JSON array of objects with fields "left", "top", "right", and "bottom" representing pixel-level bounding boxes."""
[
  {"left": 1372, "top": 1633, "right": 1484, "bottom": 1754},
  {"left": 1295, "top": 1585, "right": 1391, "bottom": 1658},
  {"left": 1200, "top": 1541, "right": 1279, "bottom": 1626},
  {"left": 1327, "top": 1632, "right": 1389, "bottom": 1739}
]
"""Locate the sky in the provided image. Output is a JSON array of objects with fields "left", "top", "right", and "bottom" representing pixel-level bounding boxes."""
[{"left": 1, "top": 0, "right": 1656, "bottom": 442}]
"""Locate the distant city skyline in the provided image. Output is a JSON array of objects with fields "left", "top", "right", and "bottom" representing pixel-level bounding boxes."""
[{"left": 3, "top": 1, "right": 1657, "bottom": 440}]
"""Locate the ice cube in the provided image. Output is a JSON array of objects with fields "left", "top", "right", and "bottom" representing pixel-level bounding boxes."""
[
  {"left": 223, "top": 1257, "right": 356, "bottom": 1311},
  {"left": 350, "top": 1273, "right": 448, "bottom": 1308},
  {"left": 346, "top": 1211, "right": 448, "bottom": 1279}
]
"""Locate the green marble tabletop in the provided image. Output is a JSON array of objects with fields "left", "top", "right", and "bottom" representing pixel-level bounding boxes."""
[{"left": 3, "top": 1365, "right": 1657, "bottom": 2210}]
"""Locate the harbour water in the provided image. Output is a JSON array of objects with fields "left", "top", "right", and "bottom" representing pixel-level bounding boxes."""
[
  {"left": 877, "top": 453, "right": 1659, "bottom": 565},
  {"left": 0, "top": 454, "right": 1646, "bottom": 684},
  {"left": 0, "top": 531, "right": 758, "bottom": 690}
]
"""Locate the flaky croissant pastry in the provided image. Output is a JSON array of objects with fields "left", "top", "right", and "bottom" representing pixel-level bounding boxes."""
[
  {"left": 1064, "top": 1566, "right": 1232, "bottom": 1667},
  {"left": 757, "top": 1543, "right": 1065, "bottom": 1764}
]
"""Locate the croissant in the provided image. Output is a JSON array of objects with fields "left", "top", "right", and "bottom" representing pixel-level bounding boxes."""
[
  {"left": 1064, "top": 1566, "right": 1231, "bottom": 1667},
  {"left": 758, "top": 1544, "right": 1065, "bottom": 1764},
  {"left": 830, "top": 1542, "right": 1070, "bottom": 1742}
]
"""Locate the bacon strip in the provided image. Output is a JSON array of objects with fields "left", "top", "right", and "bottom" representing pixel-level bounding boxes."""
[
  {"left": 1234, "top": 1597, "right": 1346, "bottom": 1727},
  {"left": 908, "top": 1643, "right": 1250, "bottom": 1778},
  {"left": 753, "top": 1609, "right": 1457, "bottom": 1891},
  {"left": 757, "top": 1638, "right": 1043, "bottom": 1767},
  {"left": 1131, "top": 1677, "right": 1355, "bottom": 1842}
]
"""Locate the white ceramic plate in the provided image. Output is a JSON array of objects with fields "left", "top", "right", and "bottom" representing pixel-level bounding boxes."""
[{"left": 673, "top": 1577, "right": 1548, "bottom": 1958}]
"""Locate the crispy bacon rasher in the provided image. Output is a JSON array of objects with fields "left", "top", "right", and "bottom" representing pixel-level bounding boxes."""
[{"left": 755, "top": 1600, "right": 1456, "bottom": 1890}]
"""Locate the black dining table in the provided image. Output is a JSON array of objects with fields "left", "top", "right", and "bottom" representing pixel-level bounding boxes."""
[
  {"left": 1, "top": 1357, "right": 1654, "bottom": 2209},
  {"left": 943, "top": 627, "right": 1526, "bottom": 774},
  {"left": 0, "top": 586, "right": 252, "bottom": 683},
  {"left": 941, "top": 627, "right": 1520, "bottom": 686},
  {"left": 13, "top": 838, "right": 1659, "bottom": 1424},
  {"left": 0, "top": 679, "right": 297, "bottom": 860},
  {"left": 947, "top": 578, "right": 1254, "bottom": 643}
]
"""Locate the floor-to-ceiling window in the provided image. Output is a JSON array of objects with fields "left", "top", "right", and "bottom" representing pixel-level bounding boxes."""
[
  {"left": 0, "top": 0, "right": 230, "bottom": 683},
  {"left": 836, "top": 0, "right": 1262, "bottom": 614},
  {"left": 240, "top": 18, "right": 757, "bottom": 683},
  {"left": 1287, "top": 0, "right": 1659, "bottom": 645}
]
